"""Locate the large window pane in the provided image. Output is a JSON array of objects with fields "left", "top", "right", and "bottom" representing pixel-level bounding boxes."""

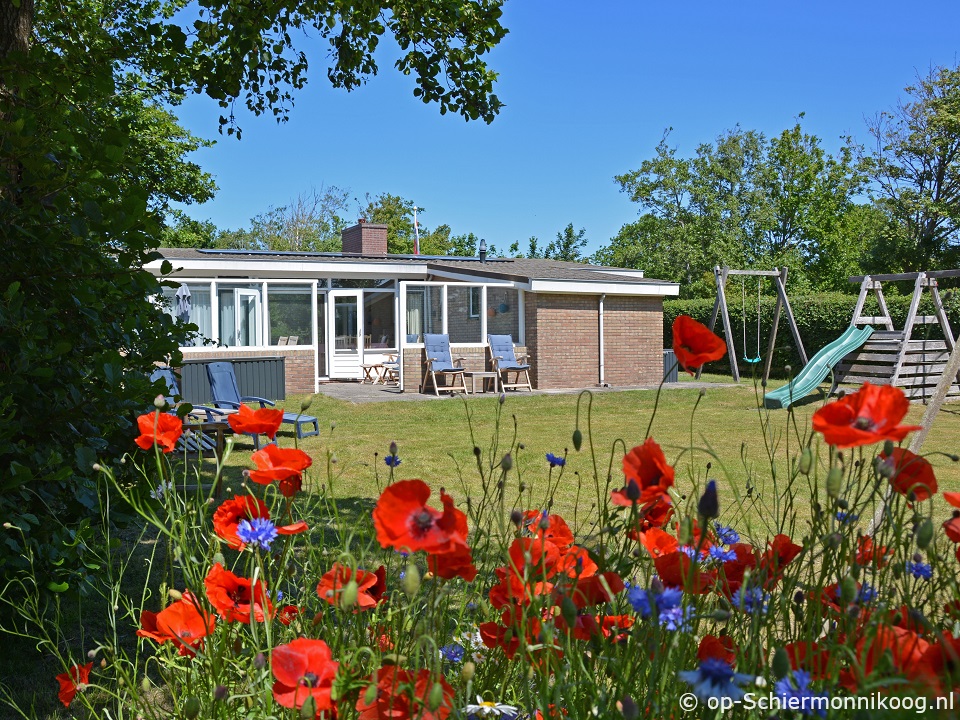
[
  {"left": 405, "top": 286, "right": 442, "bottom": 343},
  {"left": 364, "top": 291, "right": 396, "bottom": 349},
  {"left": 448, "top": 285, "right": 482, "bottom": 343},
  {"left": 334, "top": 297, "right": 358, "bottom": 351},
  {"left": 268, "top": 285, "right": 312, "bottom": 345},
  {"left": 487, "top": 288, "right": 521, "bottom": 343},
  {"left": 161, "top": 283, "right": 212, "bottom": 347},
  {"left": 317, "top": 293, "right": 327, "bottom": 376},
  {"left": 218, "top": 285, "right": 261, "bottom": 347}
]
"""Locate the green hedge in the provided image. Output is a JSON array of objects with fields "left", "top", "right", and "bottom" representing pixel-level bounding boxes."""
[{"left": 664, "top": 292, "right": 960, "bottom": 379}]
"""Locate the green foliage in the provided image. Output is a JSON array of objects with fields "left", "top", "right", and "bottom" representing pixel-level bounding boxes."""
[{"left": 665, "top": 290, "right": 960, "bottom": 378}]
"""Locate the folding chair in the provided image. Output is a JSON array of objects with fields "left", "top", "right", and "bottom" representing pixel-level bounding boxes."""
[
  {"left": 487, "top": 334, "right": 533, "bottom": 392},
  {"left": 421, "top": 334, "right": 468, "bottom": 396}
]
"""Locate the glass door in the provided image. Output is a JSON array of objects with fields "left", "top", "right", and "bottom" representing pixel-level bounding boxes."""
[
  {"left": 316, "top": 292, "right": 327, "bottom": 378},
  {"left": 328, "top": 290, "right": 362, "bottom": 379},
  {"left": 235, "top": 289, "right": 262, "bottom": 346}
]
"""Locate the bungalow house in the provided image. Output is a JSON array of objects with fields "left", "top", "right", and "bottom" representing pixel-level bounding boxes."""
[{"left": 148, "top": 222, "right": 679, "bottom": 395}]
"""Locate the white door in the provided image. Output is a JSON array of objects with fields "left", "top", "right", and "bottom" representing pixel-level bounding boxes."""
[
  {"left": 329, "top": 290, "right": 362, "bottom": 379},
  {"left": 235, "top": 289, "right": 262, "bottom": 346}
]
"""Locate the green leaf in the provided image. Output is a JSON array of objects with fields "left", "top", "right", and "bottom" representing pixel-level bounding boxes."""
[{"left": 47, "top": 581, "right": 70, "bottom": 593}]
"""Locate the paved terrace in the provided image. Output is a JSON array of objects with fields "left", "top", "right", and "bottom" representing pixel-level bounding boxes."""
[{"left": 314, "top": 380, "right": 739, "bottom": 404}]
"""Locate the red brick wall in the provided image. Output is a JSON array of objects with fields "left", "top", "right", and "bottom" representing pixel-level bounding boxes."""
[
  {"left": 524, "top": 294, "right": 664, "bottom": 389},
  {"left": 341, "top": 223, "right": 388, "bottom": 255},
  {"left": 181, "top": 348, "right": 316, "bottom": 395}
]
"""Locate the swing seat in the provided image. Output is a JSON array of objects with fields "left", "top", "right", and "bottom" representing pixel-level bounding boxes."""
[{"left": 743, "top": 355, "right": 762, "bottom": 364}]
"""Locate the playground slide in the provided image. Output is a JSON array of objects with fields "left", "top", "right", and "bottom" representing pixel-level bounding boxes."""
[{"left": 763, "top": 325, "right": 875, "bottom": 409}]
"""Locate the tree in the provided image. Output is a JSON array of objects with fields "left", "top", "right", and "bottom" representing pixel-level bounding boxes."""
[
  {"left": 245, "top": 186, "right": 350, "bottom": 252},
  {"left": 867, "top": 65, "right": 960, "bottom": 271},
  {"left": 544, "top": 223, "right": 588, "bottom": 262}
]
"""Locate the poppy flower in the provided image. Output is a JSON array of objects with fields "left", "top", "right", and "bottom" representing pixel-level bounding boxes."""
[
  {"left": 879, "top": 447, "right": 938, "bottom": 501},
  {"left": 639, "top": 528, "right": 679, "bottom": 558},
  {"left": 137, "top": 592, "right": 215, "bottom": 656},
  {"left": 317, "top": 564, "right": 387, "bottom": 610},
  {"left": 944, "top": 515, "right": 960, "bottom": 544},
  {"left": 840, "top": 626, "right": 931, "bottom": 693},
  {"left": 228, "top": 403, "right": 284, "bottom": 439},
  {"left": 811, "top": 382, "right": 921, "bottom": 449},
  {"left": 758, "top": 534, "right": 802, "bottom": 588},
  {"left": 135, "top": 411, "right": 183, "bottom": 453},
  {"left": 558, "top": 571, "right": 624, "bottom": 609},
  {"left": 555, "top": 612, "right": 634, "bottom": 642},
  {"left": 946, "top": 492, "right": 960, "bottom": 509},
  {"left": 248, "top": 445, "right": 313, "bottom": 492},
  {"left": 276, "top": 605, "right": 301, "bottom": 626},
  {"left": 853, "top": 535, "right": 892, "bottom": 567},
  {"left": 428, "top": 544, "right": 478, "bottom": 582},
  {"left": 356, "top": 666, "right": 455, "bottom": 720},
  {"left": 56, "top": 662, "right": 92, "bottom": 707},
  {"left": 672, "top": 315, "right": 727, "bottom": 375},
  {"left": 213, "top": 494, "right": 307, "bottom": 550},
  {"left": 554, "top": 544, "right": 598, "bottom": 578},
  {"left": 372, "top": 480, "right": 469, "bottom": 554},
  {"left": 204, "top": 563, "right": 273, "bottom": 623},
  {"left": 522, "top": 511, "right": 575, "bottom": 551},
  {"left": 783, "top": 641, "right": 832, "bottom": 681},
  {"left": 719, "top": 543, "right": 758, "bottom": 595},
  {"left": 654, "top": 551, "right": 716, "bottom": 594},
  {"left": 271, "top": 638, "right": 339, "bottom": 714},
  {"left": 698, "top": 635, "right": 737, "bottom": 665},
  {"left": 479, "top": 608, "right": 546, "bottom": 661},
  {"left": 619, "top": 438, "right": 676, "bottom": 505}
]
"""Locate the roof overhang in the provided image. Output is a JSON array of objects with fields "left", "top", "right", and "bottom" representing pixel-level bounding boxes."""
[
  {"left": 526, "top": 279, "right": 679, "bottom": 296},
  {"left": 146, "top": 257, "right": 430, "bottom": 280}
]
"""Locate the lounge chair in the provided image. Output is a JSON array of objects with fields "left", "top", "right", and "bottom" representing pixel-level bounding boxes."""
[
  {"left": 421, "top": 334, "right": 468, "bottom": 396},
  {"left": 488, "top": 334, "right": 533, "bottom": 392},
  {"left": 205, "top": 361, "right": 320, "bottom": 449},
  {"left": 149, "top": 366, "right": 229, "bottom": 457}
]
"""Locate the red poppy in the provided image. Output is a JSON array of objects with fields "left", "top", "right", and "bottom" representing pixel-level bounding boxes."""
[
  {"left": 555, "top": 612, "right": 634, "bottom": 642},
  {"left": 228, "top": 403, "right": 284, "bottom": 439},
  {"left": 135, "top": 411, "right": 183, "bottom": 453},
  {"left": 276, "top": 605, "right": 300, "bottom": 626},
  {"left": 479, "top": 608, "right": 545, "bottom": 661},
  {"left": 356, "top": 666, "right": 455, "bottom": 720},
  {"left": 672, "top": 315, "right": 727, "bottom": 375},
  {"left": 559, "top": 571, "right": 624, "bottom": 609},
  {"left": 428, "top": 544, "right": 478, "bottom": 582},
  {"left": 812, "top": 382, "right": 921, "bottom": 449},
  {"left": 944, "top": 515, "right": 960, "bottom": 543},
  {"left": 271, "top": 638, "right": 339, "bottom": 714},
  {"left": 56, "top": 662, "right": 92, "bottom": 707},
  {"left": 654, "top": 551, "right": 715, "bottom": 593},
  {"left": 698, "top": 635, "right": 737, "bottom": 665},
  {"left": 317, "top": 563, "right": 387, "bottom": 610},
  {"left": 137, "top": 592, "right": 215, "bottom": 656},
  {"left": 918, "top": 632, "right": 960, "bottom": 695},
  {"left": 248, "top": 445, "right": 312, "bottom": 492},
  {"left": 619, "top": 438, "right": 675, "bottom": 505},
  {"left": 758, "top": 534, "right": 802, "bottom": 588},
  {"left": 853, "top": 535, "right": 892, "bottom": 567},
  {"left": 639, "top": 528, "right": 679, "bottom": 559},
  {"left": 783, "top": 641, "right": 832, "bottom": 681},
  {"left": 878, "top": 447, "right": 938, "bottom": 501},
  {"left": 212, "top": 494, "right": 307, "bottom": 550},
  {"left": 204, "top": 563, "right": 273, "bottom": 623},
  {"left": 946, "top": 492, "right": 960, "bottom": 509},
  {"left": 489, "top": 537, "right": 562, "bottom": 608},
  {"left": 719, "top": 543, "right": 758, "bottom": 594},
  {"left": 554, "top": 544, "right": 598, "bottom": 578},
  {"left": 523, "top": 511, "right": 575, "bottom": 551},
  {"left": 840, "top": 626, "right": 931, "bottom": 692},
  {"left": 372, "top": 480, "right": 469, "bottom": 554}
]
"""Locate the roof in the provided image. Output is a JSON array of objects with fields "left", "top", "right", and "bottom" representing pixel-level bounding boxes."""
[{"left": 150, "top": 247, "right": 679, "bottom": 296}]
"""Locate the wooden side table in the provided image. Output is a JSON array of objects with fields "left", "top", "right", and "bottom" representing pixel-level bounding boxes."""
[{"left": 463, "top": 371, "right": 500, "bottom": 395}]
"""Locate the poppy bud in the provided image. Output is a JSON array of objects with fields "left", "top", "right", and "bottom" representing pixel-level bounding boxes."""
[
  {"left": 389, "top": 441, "right": 398, "bottom": 456},
  {"left": 710, "top": 609, "right": 730, "bottom": 622},
  {"left": 825, "top": 532, "right": 842, "bottom": 549},
  {"left": 300, "top": 395, "right": 314, "bottom": 412},
  {"left": 300, "top": 696, "right": 317, "bottom": 719},
  {"left": 182, "top": 696, "right": 201, "bottom": 719},
  {"left": 678, "top": 517, "right": 693, "bottom": 546},
  {"left": 168, "top": 588, "right": 183, "bottom": 601},
  {"left": 502, "top": 453, "right": 513, "bottom": 471},
  {"left": 916, "top": 518, "right": 934, "bottom": 549},
  {"left": 560, "top": 595, "right": 578, "bottom": 629},
  {"left": 462, "top": 661, "right": 476, "bottom": 682},
  {"left": 100, "top": 658, "right": 106, "bottom": 669},
  {"left": 836, "top": 498, "right": 848, "bottom": 510},
  {"left": 625, "top": 479, "right": 640, "bottom": 503},
  {"left": 651, "top": 577, "right": 665, "bottom": 594},
  {"left": 340, "top": 580, "right": 359, "bottom": 610},
  {"left": 428, "top": 682, "right": 445, "bottom": 711},
  {"left": 473, "top": 446, "right": 482, "bottom": 457},
  {"left": 883, "top": 439, "right": 895, "bottom": 457},
  {"left": 619, "top": 695, "right": 639, "bottom": 720},
  {"left": 798, "top": 448, "right": 813, "bottom": 476},
  {"left": 698, "top": 480, "right": 719, "bottom": 520},
  {"left": 363, "top": 684, "right": 378, "bottom": 706},
  {"left": 213, "top": 552, "right": 226, "bottom": 567},
  {"left": 142, "top": 678, "right": 152, "bottom": 693},
  {"left": 510, "top": 509, "right": 523, "bottom": 526},
  {"left": 402, "top": 563, "right": 421, "bottom": 598},
  {"left": 772, "top": 647, "right": 790, "bottom": 680},
  {"left": 154, "top": 395, "right": 166, "bottom": 409},
  {"left": 826, "top": 466, "right": 843, "bottom": 499},
  {"left": 254, "top": 652, "right": 266, "bottom": 669},
  {"left": 539, "top": 514, "right": 550, "bottom": 531},
  {"left": 572, "top": 428, "right": 583, "bottom": 452},
  {"left": 499, "top": 393, "right": 506, "bottom": 405},
  {"left": 214, "top": 685, "right": 228, "bottom": 702},
  {"left": 839, "top": 574, "right": 857, "bottom": 606}
]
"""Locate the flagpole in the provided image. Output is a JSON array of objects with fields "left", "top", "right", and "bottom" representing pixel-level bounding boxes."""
[{"left": 413, "top": 205, "right": 420, "bottom": 255}]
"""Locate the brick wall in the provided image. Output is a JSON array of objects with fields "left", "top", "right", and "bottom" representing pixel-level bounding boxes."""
[
  {"left": 524, "top": 294, "right": 664, "bottom": 389},
  {"left": 181, "top": 348, "right": 316, "bottom": 395},
  {"left": 400, "top": 344, "right": 526, "bottom": 393}
]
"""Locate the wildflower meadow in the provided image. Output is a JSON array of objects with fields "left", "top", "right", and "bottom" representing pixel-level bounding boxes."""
[{"left": 6, "top": 316, "right": 960, "bottom": 719}]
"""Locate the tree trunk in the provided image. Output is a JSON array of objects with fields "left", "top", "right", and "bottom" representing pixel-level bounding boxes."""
[{"left": 0, "top": 0, "right": 33, "bottom": 59}]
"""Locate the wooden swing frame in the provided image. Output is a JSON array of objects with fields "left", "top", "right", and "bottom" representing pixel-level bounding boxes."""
[{"left": 697, "top": 266, "right": 808, "bottom": 384}]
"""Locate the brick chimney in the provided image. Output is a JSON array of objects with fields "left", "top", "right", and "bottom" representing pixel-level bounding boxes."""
[{"left": 341, "top": 220, "right": 388, "bottom": 255}]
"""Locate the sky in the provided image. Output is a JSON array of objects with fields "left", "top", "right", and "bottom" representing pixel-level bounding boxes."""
[{"left": 173, "top": 0, "right": 960, "bottom": 258}]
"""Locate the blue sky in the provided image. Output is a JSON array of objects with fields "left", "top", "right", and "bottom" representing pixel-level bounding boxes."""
[{"left": 173, "top": 0, "right": 960, "bottom": 257}]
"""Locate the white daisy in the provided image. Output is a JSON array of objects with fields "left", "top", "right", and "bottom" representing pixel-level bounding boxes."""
[{"left": 463, "top": 697, "right": 519, "bottom": 718}]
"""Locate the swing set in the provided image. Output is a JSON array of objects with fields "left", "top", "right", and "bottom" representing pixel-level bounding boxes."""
[{"left": 696, "top": 266, "right": 808, "bottom": 384}]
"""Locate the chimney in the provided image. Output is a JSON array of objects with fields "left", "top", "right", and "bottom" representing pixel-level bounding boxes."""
[{"left": 341, "top": 221, "right": 388, "bottom": 255}]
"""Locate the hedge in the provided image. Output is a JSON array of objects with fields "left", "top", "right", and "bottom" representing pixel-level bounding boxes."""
[{"left": 664, "top": 292, "right": 960, "bottom": 379}]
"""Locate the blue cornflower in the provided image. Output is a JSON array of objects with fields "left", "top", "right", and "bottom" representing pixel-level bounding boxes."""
[
  {"left": 714, "top": 523, "right": 740, "bottom": 546},
  {"left": 906, "top": 561, "right": 933, "bottom": 580},
  {"left": 627, "top": 584, "right": 687, "bottom": 629},
  {"left": 659, "top": 604, "right": 694, "bottom": 632},
  {"left": 440, "top": 643, "right": 465, "bottom": 662},
  {"left": 731, "top": 586, "right": 769, "bottom": 614},
  {"left": 835, "top": 511, "right": 859, "bottom": 524},
  {"left": 708, "top": 546, "right": 737, "bottom": 563},
  {"left": 678, "top": 658, "right": 754, "bottom": 701},
  {"left": 384, "top": 454, "right": 401, "bottom": 468},
  {"left": 236, "top": 517, "right": 278, "bottom": 551},
  {"left": 679, "top": 545, "right": 700, "bottom": 560},
  {"left": 546, "top": 453, "right": 565, "bottom": 468},
  {"left": 775, "top": 670, "right": 828, "bottom": 716}
]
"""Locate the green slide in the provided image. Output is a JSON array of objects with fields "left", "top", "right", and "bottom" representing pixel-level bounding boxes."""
[{"left": 763, "top": 325, "right": 875, "bottom": 409}]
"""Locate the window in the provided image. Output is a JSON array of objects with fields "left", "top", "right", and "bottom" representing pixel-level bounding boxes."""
[
  {"left": 405, "top": 286, "right": 442, "bottom": 343},
  {"left": 161, "top": 283, "right": 212, "bottom": 347},
  {"left": 218, "top": 285, "right": 262, "bottom": 347},
  {"left": 364, "top": 291, "right": 396, "bottom": 349},
  {"left": 268, "top": 285, "right": 312, "bottom": 345},
  {"left": 469, "top": 287, "right": 481, "bottom": 318}
]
